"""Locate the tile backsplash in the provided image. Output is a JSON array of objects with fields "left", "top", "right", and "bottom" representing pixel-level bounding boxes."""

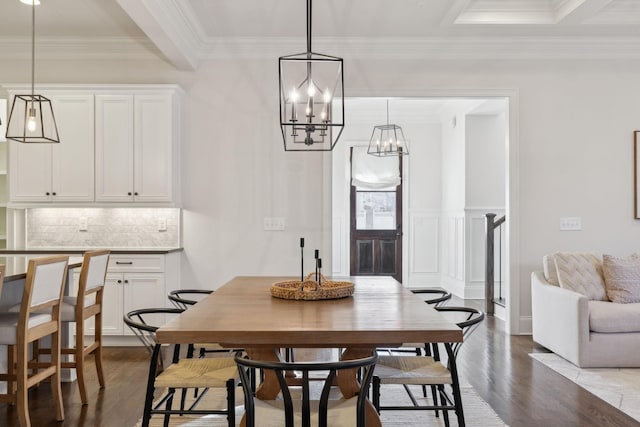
[{"left": 26, "top": 208, "right": 181, "bottom": 248}]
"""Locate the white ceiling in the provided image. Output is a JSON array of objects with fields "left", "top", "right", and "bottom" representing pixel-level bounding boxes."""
[{"left": 1, "top": 0, "right": 640, "bottom": 70}]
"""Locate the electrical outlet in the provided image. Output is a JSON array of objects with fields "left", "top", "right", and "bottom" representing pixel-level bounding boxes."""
[
  {"left": 79, "top": 217, "right": 88, "bottom": 231},
  {"left": 560, "top": 217, "right": 582, "bottom": 231},
  {"left": 158, "top": 217, "right": 167, "bottom": 231}
]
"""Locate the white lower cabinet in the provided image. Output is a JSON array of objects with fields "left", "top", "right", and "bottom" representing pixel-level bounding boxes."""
[
  {"left": 102, "top": 272, "right": 165, "bottom": 336},
  {"left": 82, "top": 254, "right": 178, "bottom": 339}
]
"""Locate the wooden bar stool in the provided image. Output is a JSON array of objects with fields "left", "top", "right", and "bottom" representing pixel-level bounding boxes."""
[
  {"left": 0, "top": 256, "right": 69, "bottom": 427},
  {"left": 32, "top": 250, "right": 111, "bottom": 404}
]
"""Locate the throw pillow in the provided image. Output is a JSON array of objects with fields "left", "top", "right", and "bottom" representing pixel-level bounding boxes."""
[
  {"left": 602, "top": 253, "right": 640, "bottom": 303},
  {"left": 554, "top": 252, "right": 607, "bottom": 301},
  {"left": 542, "top": 254, "right": 559, "bottom": 286}
]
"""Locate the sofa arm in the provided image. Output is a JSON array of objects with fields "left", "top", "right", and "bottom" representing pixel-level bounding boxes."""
[{"left": 531, "top": 271, "right": 589, "bottom": 365}]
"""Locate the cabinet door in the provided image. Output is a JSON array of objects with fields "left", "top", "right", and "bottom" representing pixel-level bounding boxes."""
[
  {"left": 50, "top": 94, "right": 95, "bottom": 201},
  {"left": 9, "top": 139, "right": 51, "bottom": 202},
  {"left": 122, "top": 273, "right": 165, "bottom": 336},
  {"left": 99, "top": 273, "right": 126, "bottom": 336},
  {"left": 95, "top": 95, "right": 134, "bottom": 202},
  {"left": 134, "top": 95, "right": 173, "bottom": 202}
]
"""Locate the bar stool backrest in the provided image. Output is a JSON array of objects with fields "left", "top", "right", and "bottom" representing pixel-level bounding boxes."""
[
  {"left": 26, "top": 256, "right": 69, "bottom": 313},
  {"left": 81, "top": 250, "right": 110, "bottom": 294}
]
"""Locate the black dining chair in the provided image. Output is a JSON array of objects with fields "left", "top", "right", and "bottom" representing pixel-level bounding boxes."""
[
  {"left": 378, "top": 288, "right": 453, "bottom": 356},
  {"left": 235, "top": 352, "right": 378, "bottom": 427},
  {"left": 167, "top": 289, "right": 243, "bottom": 359},
  {"left": 124, "top": 307, "right": 239, "bottom": 427},
  {"left": 372, "top": 306, "right": 485, "bottom": 427}
]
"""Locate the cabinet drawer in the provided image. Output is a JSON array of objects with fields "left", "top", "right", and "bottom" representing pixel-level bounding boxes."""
[{"left": 108, "top": 255, "right": 164, "bottom": 273}]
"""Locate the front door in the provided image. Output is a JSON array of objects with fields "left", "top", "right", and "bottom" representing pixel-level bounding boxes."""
[{"left": 350, "top": 148, "right": 403, "bottom": 283}]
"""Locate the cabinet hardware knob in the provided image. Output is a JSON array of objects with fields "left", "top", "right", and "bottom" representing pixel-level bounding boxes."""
[
  {"left": 117, "top": 280, "right": 122, "bottom": 284},
  {"left": 124, "top": 280, "right": 129, "bottom": 284},
  {"left": 116, "top": 261, "right": 133, "bottom": 265},
  {"left": 46, "top": 192, "right": 50, "bottom": 196},
  {"left": 134, "top": 192, "right": 139, "bottom": 196},
  {"left": 52, "top": 192, "right": 56, "bottom": 196},
  {"left": 128, "top": 192, "right": 132, "bottom": 196}
]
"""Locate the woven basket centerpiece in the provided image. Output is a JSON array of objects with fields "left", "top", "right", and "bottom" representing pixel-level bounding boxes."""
[{"left": 271, "top": 273, "right": 354, "bottom": 301}]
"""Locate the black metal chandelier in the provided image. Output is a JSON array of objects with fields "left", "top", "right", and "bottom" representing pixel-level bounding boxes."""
[
  {"left": 367, "top": 100, "right": 409, "bottom": 157},
  {"left": 5, "top": 0, "right": 59, "bottom": 144},
  {"left": 279, "top": 0, "right": 344, "bottom": 151}
]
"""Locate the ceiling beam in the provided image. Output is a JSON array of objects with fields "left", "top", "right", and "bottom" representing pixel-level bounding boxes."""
[
  {"left": 556, "top": 0, "right": 614, "bottom": 24},
  {"left": 116, "top": 0, "right": 200, "bottom": 70}
]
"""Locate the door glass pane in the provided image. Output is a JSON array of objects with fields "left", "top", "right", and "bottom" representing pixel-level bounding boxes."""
[{"left": 355, "top": 191, "right": 396, "bottom": 230}]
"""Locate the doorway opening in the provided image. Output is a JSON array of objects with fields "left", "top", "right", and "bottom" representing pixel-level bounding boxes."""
[
  {"left": 330, "top": 96, "right": 511, "bottom": 326},
  {"left": 350, "top": 146, "right": 403, "bottom": 283}
]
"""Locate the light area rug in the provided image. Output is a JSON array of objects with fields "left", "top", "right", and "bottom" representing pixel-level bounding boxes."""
[
  {"left": 134, "top": 383, "right": 506, "bottom": 427},
  {"left": 530, "top": 352, "right": 640, "bottom": 422}
]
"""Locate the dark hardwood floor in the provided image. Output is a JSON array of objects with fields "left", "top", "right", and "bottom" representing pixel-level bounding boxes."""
[{"left": 1, "top": 300, "right": 638, "bottom": 427}]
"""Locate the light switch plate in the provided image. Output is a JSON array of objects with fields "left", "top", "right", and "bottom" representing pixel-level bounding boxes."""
[
  {"left": 560, "top": 217, "right": 581, "bottom": 231},
  {"left": 264, "top": 217, "right": 286, "bottom": 231},
  {"left": 79, "top": 217, "right": 88, "bottom": 231},
  {"left": 158, "top": 217, "right": 167, "bottom": 231}
]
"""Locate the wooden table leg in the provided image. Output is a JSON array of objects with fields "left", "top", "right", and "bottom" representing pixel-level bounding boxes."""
[{"left": 245, "top": 348, "right": 282, "bottom": 400}]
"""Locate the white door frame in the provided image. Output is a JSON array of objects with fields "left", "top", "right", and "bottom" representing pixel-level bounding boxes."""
[{"left": 321, "top": 89, "right": 521, "bottom": 335}]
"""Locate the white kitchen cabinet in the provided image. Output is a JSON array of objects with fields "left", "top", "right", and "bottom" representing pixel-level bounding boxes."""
[
  {"left": 95, "top": 93, "right": 177, "bottom": 203},
  {"left": 102, "top": 272, "right": 165, "bottom": 336},
  {"left": 83, "top": 254, "right": 167, "bottom": 337},
  {"left": 9, "top": 94, "right": 94, "bottom": 202}
]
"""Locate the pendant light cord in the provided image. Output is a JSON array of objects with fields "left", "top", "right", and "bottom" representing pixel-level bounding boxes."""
[
  {"left": 31, "top": 2, "right": 35, "bottom": 96},
  {"left": 306, "top": 0, "right": 312, "bottom": 54},
  {"left": 386, "top": 100, "right": 389, "bottom": 125}
]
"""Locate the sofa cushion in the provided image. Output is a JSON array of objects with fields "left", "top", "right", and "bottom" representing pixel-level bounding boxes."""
[
  {"left": 554, "top": 252, "right": 607, "bottom": 301},
  {"left": 543, "top": 254, "right": 560, "bottom": 286},
  {"left": 589, "top": 300, "right": 640, "bottom": 333},
  {"left": 602, "top": 253, "right": 640, "bottom": 303}
]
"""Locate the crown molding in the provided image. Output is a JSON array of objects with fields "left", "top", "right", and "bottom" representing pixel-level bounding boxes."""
[
  {"left": 198, "top": 35, "right": 640, "bottom": 60},
  {"left": 0, "top": 34, "right": 639, "bottom": 64},
  {"left": 0, "top": 37, "right": 161, "bottom": 60}
]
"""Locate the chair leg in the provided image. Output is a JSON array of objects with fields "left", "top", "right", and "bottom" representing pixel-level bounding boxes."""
[
  {"left": 7, "top": 345, "right": 16, "bottom": 401},
  {"left": 430, "top": 385, "right": 440, "bottom": 417},
  {"left": 439, "top": 385, "right": 450, "bottom": 427},
  {"left": 51, "top": 329, "right": 65, "bottom": 422},
  {"left": 30, "top": 339, "right": 40, "bottom": 378},
  {"left": 16, "top": 341, "right": 30, "bottom": 427},
  {"left": 142, "top": 344, "right": 162, "bottom": 427},
  {"left": 372, "top": 376, "right": 381, "bottom": 412},
  {"left": 226, "top": 378, "right": 235, "bottom": 427},
  {"left": 163, "top": 389, "right": 174, "bottom": 427},
  {"left": 95, "top": 312, "right": 106, "bottom": 388},
  {"left": 75, "top": 334, "right": 88, "bottom": 405},
  {"left": 446, "top": 343, "right": 465, "bottom": 427}
]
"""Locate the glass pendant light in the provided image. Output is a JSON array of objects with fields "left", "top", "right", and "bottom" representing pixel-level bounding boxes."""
[
  {"left": 6, "top": 0, "right": 60, "bottom": 143},
  {"left": 367, "top": 100, "right": 409, "bottom": 157}
]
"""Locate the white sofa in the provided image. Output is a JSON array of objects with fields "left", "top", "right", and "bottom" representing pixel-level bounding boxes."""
[{"left": 531, "top": 253, "right": 640, "bottom": 368}]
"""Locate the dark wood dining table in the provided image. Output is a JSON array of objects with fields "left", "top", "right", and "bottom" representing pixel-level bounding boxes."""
[{"left": 156, "top": 275, "right": 463, "bottom": 427}]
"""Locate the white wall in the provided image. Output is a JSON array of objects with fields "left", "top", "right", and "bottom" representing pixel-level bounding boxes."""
[
  {"left": 466, "top": 113, "right": 506, "bottom": 208},
  {"left": 3, "top": 53, "right": 640, "bottom": 333}
]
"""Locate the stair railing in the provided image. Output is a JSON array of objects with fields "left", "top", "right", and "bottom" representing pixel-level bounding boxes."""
[{"left": 484, "top": 213, "right": 505, "bottom": 316}]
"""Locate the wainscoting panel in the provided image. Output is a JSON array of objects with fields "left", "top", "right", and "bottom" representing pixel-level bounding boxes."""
[
  {"left": 407, "top": 212, "right": 440, "bottom": 287},
  {"left": 332, "top": 216, "right": 344, "bottom": 274},
  {"left": 409, "top": 214, "right": 439, "bottom": 273}
]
